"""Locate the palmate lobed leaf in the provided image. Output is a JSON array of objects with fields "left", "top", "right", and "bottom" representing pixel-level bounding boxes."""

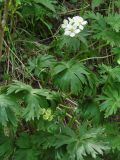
[
  {"left": 52, "top": 60, "right": 91, "bottom": 95},
  {"left": 56, "top": 32, "right": 88, "bottom": 53},
  {"left": 100, "top": 65, "right": 120, "bottom": 83},
  {"left": 23, "top": 93, "right": 48, "bottom": 121},
  {"left": 6, "top": 81, "right": 60, "bottom": 121},
  {"left": 86, "top": 11, "right": 120, "bottom": 47},
  {"left": 108, "top": 135, "right": 120, "bottom": 151},
  {"left": 16, "top": 133, "right": 31, "bottom": 149},
  {"left": 98, "top": 64, "right": 120, "bottom": 91},
  {"left": 106, "top": 13, "right": 120, "bottom": 32},
  {"left": 94, "top": 29, "right": 120, "bottom": 47},
  {"left": 79, "top": 100, "right": 101, "bottom": 124},
  {"left": 7, "top": 80, "right": 59, "bottom": 100},
  {"left": 98, "top": 86, "right": 120, "bottom": 117},
  {"left": 104, "top": 123, "right": 120, "bottom": 151},
  {"left": 47, "top": 126, "right": 109, "bottom": 160},
  {"left": 14, "top": 132, "right": 43, "bottom": 160},
  {"left": 7, "top": 80, "right": 32, "bottom": 95},
  {"left": 14, "top": 149, "right": 38, "bottom": 160},
  {"left": 0, "top": 134, "right": 14, "bottom": 158},
  {"left": 0, "top": 94, "right": 20, "bottom": 126},
  {"left": 28, "top": 54, "right": 56, "bottom": 77}
]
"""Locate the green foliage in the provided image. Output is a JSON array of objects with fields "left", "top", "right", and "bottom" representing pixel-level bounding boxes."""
[
  {"left": 98, "top": 64, "right": 120, "bottom": 84},
  {"left": 95, "top": 29, "right": 120, "bottom": 47},
  {"left": 98, "top": 86, "right": 120, "bottom": 117},
  {"left": 14, "top": 133, "right": 39, "bottom": 160},
  {"left": 106, "top": 13, "right": 120, "bottom": 32},
  {"left": 50, "top": 126, "right": 109, "bottom": 160},
  {"left": 105, "top": 124, "right": 120, "bottom": 151},
  {"left": 16, "top": 0, "right": 61, "bottom": 38},
  {"left": 28, "top": 54, "right": 55, "bottom": 79},
  {"left": 35, "top": 0, "right": 57, "bottom": 12},
  {"left": 0, "top": 0, "right": 120, "bottom": 160},
  {"left": 54, "top": 32, "right": 88, "bottom": 53},
  {"left": 52, "top": 60, "right": 92, "bottom": 94},
  {"left": 21, "top": 0, "right": 57, "bottom": 13},
  {"left": 97, "top": 65, "right": 120, "bottom": 117},
  {"left": 79, "top": 100, "right": 101, "bottom": 124},
  {"left": 7, "top": 80, "right": 59, "bottom": 121},
  {"left": 0, "top": 132, "right": 14, "bottom": 158},
  {"left": 0, "top": 94, "right": 19, "bottom": 126},
  {"left": 92, "top": 0, "right": 103, "bottom": 9},
  {"left": 86, "top": 11, "right": 120, "bottom": 47}
]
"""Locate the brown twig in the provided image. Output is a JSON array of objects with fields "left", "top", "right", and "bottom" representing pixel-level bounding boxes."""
[
  {"left": 3, "top": 40, "right": 42, "bottom": 88},
  {"left": 0, "top": 0, "right": 10, "bottom": 60}
]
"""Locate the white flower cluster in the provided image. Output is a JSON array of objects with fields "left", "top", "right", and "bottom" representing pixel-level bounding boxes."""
[{"left": 61, "top": 16, "right": 87, "bottom": 37}]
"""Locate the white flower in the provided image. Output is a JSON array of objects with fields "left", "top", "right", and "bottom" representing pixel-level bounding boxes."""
[
  {"left": 61, "top": 15, "right": 87, "bottom": 37},
  {"left": 73, "top": 16, "right": 87, "bottom": 28},
  {"left": 73, "top": 16, "right": 87, "bottom": 25},
  {"left": 64, "top": 24, "right": 80, "bottom": 37},
  {"left": 79, "top": 25, "right": 84, "bottom": 30},
  {"left": 61, "top": 19, "right": 69, "bottom": 29},
  {"left": 81, "top": 20, "right": 87, "bottom": 25},
  {"left": 73, "top": 16, "right": 84, "bottom": 22},
  {"left": 73, "top": 23, "right": 84, "bottom": 30},
  {"left": 68, "top": 17, "right": 75, "bottom": 24}
]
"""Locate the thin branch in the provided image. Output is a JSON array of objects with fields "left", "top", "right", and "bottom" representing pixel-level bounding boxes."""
[
  {"left": 65, "top": 98, "right": 78, "bottom": 106},
  {"left": 0, "top": 10, "right": 1, "bottom": 27},
  {"left": 57, "top": 107, "right": 80, "bottom": 125},
  {"left": 0, "top": 0, "right": 10, "bottom": 60},
  {"left": 79, "top": 54, "right": 114, "bottom": 62},
  {"left": 59, "top": 5, "right": 90, "bottom": 15},
  {"left": 2, "top": 0, "right": 9, "bottom": 28},
  {"left": 3, "top": 40, "right": 42, "bottom": 88}
]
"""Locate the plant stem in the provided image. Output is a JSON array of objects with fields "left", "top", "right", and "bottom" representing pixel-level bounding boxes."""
[
  {"left": 0, "top": 0, "right": 10, "bottom": 60},
  {"left": 79, "top": 54, "right": 114, "bottom": 62},
  {"left": 0, "top": 10, "right": 3, "bottom": 58}
]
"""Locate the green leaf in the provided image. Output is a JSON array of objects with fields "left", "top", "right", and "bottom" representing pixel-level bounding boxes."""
[
  {"left": 7, "top": 80, "right": 32, "bottom": 95},
  {"left": 34, "top": 0, "right": 56, "bottom": 12},
  {"left": 7, "top": 81, "right": 59, "bottom": 121},
  {"left": 92, "top": 0, "right": 103, "bottom": 9},
  {"left": 98, "top": 86, "right": 120, "bottom": 117},
  {"left": 87, "top": 11, "right": 120, "bottom": 47},
  {"left": 49, "top": 126, "right": 109, "bottom": 159},
  {"left": 23, "top": 93, "right": 48, "bottom": 121},
  {"left": 16, "top": 133, "right": 31, "bottom": 149},
  {"left": 0, "top": 134, "right": 13, "bottom": 158},
  {"left": 106, "top": 13, "right": 120, "bottom": 32},
  {"left": 79, "top": 100, "right": 101, "bottom": 124},
  {"left": 28, "top": 54, "right": 56, "bottom": 78},
  {"left": 14, "top": 149, "right": 38, "bottom": 160},
  {"left": 0, "top": 94, "right": 19, "bottom": 126},
  {"left": 56, "top": 32, "right": 88, "bottom": 53},
  {"left": 105, "top": 124, "right": 120, "bottom": 151},
  {"left": 52, "top": 60, "right": 91, "bottom": 94},
  {"left": 94, "top": 28, "right": 120, "bottom": 47},
  {"left": 15, "top": 132, "right": 40, "bottom": 160},
  {"left": 98, "top": 64, "right": 120, "bottom": 85}
]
